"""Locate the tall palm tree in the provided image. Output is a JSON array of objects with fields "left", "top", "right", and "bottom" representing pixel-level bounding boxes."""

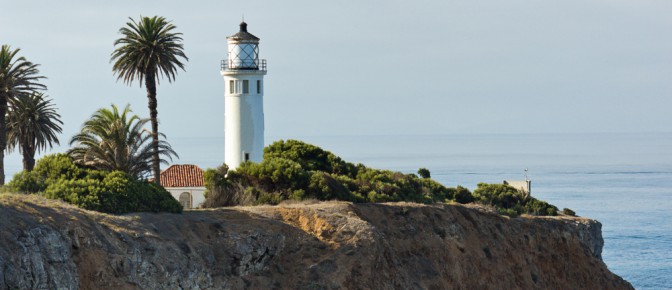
[
  {"left": 110, "top": 16, "right": 188, "bottom": 185},
  {"left": 0, "top": 45, "right": 46, "bottom": 184},
  {"left": 68, "top": 104, "right": 178, "bottom": 179},
  {"left": 7, "top": 92, "right": 63, "bottom": 171}
]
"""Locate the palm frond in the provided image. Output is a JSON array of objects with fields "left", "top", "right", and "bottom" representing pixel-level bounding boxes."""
[
  {"left": 68, "top": 104, "right": 178, "bottom": 179},
  {"left": 6, "top": 92, "right": 63, "bottom": 156},
  {"left": 110, "top": 16, "right": 188, "bottom": 87}
]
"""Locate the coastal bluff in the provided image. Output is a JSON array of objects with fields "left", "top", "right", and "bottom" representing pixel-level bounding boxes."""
[{"left": 0, "top": 194, "right": 632, "bottom": 290}]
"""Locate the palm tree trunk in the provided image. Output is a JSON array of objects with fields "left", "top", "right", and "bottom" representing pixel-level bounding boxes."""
[
  {"left": 22, "top": 144, "right": 36, "bottom": 171},
  {"left": 0, "top": 94, "right": 6, "bottom": 185},
  {"left": 145, "top": 71, "right": 161, "bottom": 185}
]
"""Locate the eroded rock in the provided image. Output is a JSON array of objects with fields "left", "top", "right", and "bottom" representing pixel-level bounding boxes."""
[{"left": 0, "top": 196, "right": 632, "bottom": 290}]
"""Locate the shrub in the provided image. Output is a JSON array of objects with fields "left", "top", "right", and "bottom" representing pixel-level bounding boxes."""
[
  {"left": 524, "top": 199, "right": 558, "bottom": 216},
  {"left": 453, "top": 186, "right": 474, "bottom": 204},
  {"left": 419, "top": 177, "right": 451, "bottom": 202},
  {"left": 307, "top": 172, "right": 353, "bottom": 201},
  {"left": 473, "top": 183, "right": 558, "bottom": 216},
  {"left": 8, "top": 170, "right": 42, "bottom": 193},
  {"left": 31, "top": 153, "right": 83, "bottom": 181},
  {"left": 254, "top": 188, "right": 283, "bottom": 205},
  {"left": 203, "top": 164, "right": 229, "bottom": 199},
  {"left": 264, "top": 140, "right": 357, "bottom": 177},
  {"left": 201, "top": 141, "right": 562, "bottom": 215},
  {"left": 473, "top": 183, "right": 523, "bottom": 209},
  {"left": 9, "top": 153, "right": 83, "bottom": 193},
  {"left": 417, "top": 168, "right": 431, "bottom": 179},
  {"left": 42, "top": 170, "right": 182, "bottom": 214},
  {"left": 8, "top": 154, "right": 182, "bottom": 214},
  {"left": 355, "top": 167, "right": 429, "bottom": 203},
  {"left": 499, "top": 208, "right": 520, "bottom": 218},
  {"left": 236, "top": 157, "right": 310, "bottom": 192},
  {"left": 562, "top": 208, "right": 576, "bottom": 216}
]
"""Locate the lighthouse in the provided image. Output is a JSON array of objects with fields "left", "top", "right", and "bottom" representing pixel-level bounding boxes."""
[{"left": 221, "top": 21, "right": 267, "bottom": 170}]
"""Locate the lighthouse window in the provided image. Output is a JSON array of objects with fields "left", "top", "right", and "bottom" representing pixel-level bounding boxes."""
[
  {"left": 242, "top": 80, "right": 249, "bottom": 94},
  {"left": 256, "top": 80, "right": 261, "bottom": 94},
  {"left": 229, "top": 80, "right": 234, "bottom": 94}
]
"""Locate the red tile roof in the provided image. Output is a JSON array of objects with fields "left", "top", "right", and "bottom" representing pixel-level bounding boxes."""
[{"left": 159, "top": 164, "right": 205, "bottom": 187}]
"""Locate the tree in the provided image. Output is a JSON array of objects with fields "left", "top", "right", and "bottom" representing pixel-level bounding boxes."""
[
  {"left": 68, "top": 104, "right": 177, "bottom": 179},
  {"left": 111, "top": 16, "right": 188, "bottom": 185},
  {"left": 417, "top": 168, "right": 431, "bottom": 178},
  {"left": 7, "top": 92, "right": 63, "bottom": 171},
  {"left": 0, "top": 45, "right": 46, "bottom": 184}
]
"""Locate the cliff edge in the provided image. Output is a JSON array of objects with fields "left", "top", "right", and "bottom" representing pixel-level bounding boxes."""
[{"left": 0, "top": 194, "right": 632, "bottom": 290}]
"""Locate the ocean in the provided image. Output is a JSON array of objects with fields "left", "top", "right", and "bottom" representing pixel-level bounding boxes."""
[{"left": 7, "top": 132, "right": 670, "bottom": 288}]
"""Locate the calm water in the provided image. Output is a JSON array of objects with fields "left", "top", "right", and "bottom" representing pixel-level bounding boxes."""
[{"left": 9, "top": 132, "right": 670, "bottom": 288}]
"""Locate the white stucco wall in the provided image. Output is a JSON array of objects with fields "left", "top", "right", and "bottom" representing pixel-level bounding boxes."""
[
  {"left": 167, "top": 187, "right": 206, "bottom": 209},
  {"left": 503, "top": 180, "right": 531, "bottom": 194},
  {"left": 222, "top": 70, "right": 266, "bottom": 170}
]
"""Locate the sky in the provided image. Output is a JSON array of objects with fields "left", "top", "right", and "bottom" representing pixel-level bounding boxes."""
[{"left": 1, "top": 0, "right": 671, "bottom": 174}]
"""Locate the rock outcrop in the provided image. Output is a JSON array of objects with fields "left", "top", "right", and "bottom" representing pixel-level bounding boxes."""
[{"left": 0, "top": 194, "right": 632, "bottom": 290}]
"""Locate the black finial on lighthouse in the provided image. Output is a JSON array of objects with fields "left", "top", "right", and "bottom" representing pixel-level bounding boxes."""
[{"left": 228, "top": 20, "right": 259, "bottom": 41}]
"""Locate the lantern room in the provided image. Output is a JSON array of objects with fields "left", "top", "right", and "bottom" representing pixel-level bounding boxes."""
[{"left": 224, "top": 21, "right": 265, "bottom": 70}]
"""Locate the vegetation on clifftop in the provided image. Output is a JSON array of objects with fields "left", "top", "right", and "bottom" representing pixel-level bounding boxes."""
[
  {"left": 203, "top": 140, "right": 560, "bottom": 217},
  {"left": 203, "top": 140, "right": 464, "bottom": 206},
  {"left": 473, "top": 183, "right": 558, "bottom": 217},
  {"left": 8, "top": 154, "right": 182, "bottom": 214}
]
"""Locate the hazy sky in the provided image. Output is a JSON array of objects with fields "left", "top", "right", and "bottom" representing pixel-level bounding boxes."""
[{"left": 1, "top": 1, "right": 671, "bottom": 173}]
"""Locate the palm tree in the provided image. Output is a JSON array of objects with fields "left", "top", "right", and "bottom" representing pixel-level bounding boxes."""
[
  {"left": 7, "top": 92, "right": 63, "bottom": 171},
  {"left": 68, "top": 104, "right": 178, "bottom": 180},
  {"left": 111, "top": 16, "right": 188, "bottom": 185},
  {"left": 0, "top": 45, "right": 46, "bottom": 184}
]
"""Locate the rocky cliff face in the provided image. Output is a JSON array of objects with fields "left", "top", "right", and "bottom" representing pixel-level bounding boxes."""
[{"left": 0, "top": 194, "right": 632, "bottom": 290}]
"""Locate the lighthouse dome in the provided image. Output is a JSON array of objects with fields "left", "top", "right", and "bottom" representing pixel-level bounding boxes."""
[{"left": 227, "top": 21, "right": 260, "bottom": 42}]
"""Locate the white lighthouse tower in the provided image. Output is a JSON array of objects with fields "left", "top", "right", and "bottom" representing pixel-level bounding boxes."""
[{"left": 221, "top": 21, "right": 267, "bottom": 170}]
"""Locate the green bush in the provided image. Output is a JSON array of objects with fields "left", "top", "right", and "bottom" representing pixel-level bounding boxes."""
[
  {"left": 236, "top": 157, "right": 310, "bottom": 192},
  {"left": 201, "top": 140, "right": 562, "bottom": 215},
  {"left": 264, "top": 140, "right": 357, "bottom": 177},
  {"left": 43, "top": 170, "right": 181, "bottom": 214},
  {"left": 453, "top": 186, "right": 474, "bottom": 204},
  {"left": 9, "top": 154, "right": 83, "bottom": 193},
  {"left": 473, "top": 183, "right": 557, "bottom": 216},
  {"left": 473, "top": 183, "right": 523, "bottom": 209},
  {"left": 8, "top": 154, "right": 182, "bottom": 214},
  {"left": 8, "top": 170, "right": 42, "bottom": 193},
  {"left": 417, "top": 168, "right": 431, "bottom": 179},
  {"left": 201, "top": 164, "right": 259, "bottom": 207},
  {"left": 355, "top": 167, "right": 430, "bottom": 203},
  {"left": 419, "top": 177, "right": 451, "bottom": 202},
  {"left": 32, "top": 153, "right": 83, "bottom": 181},
  {"left": 524, "top": 198, "right": 558, "bottom": 216},
  {"left": 307, "top": 172, "right": 353, "bottom": 201},
  {"left": 498, "top": 208, "right": 520, "bottom": 218},
  {"left": 562, "top": 208, "right": 577, "bottom": 216},
  {"left": 203, "top": 145, "right": 458, "bottom": 207}
]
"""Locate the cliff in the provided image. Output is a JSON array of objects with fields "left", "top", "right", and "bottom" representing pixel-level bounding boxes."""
[{"left": 0, "top": 194, "right": 632, "bottom": 290}]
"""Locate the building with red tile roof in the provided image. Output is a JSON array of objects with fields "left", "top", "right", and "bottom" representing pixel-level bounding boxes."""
[
  {"left": 159, "top": 164, "right": 206, "bottom": 209},
  {"left": 160, "top": 164, "right": 205, "bottom": 187}
]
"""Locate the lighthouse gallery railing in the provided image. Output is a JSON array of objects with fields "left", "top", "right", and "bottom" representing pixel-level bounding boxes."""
[{"left": 221, "top": 59, "right": 267, "bottom": 71}]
